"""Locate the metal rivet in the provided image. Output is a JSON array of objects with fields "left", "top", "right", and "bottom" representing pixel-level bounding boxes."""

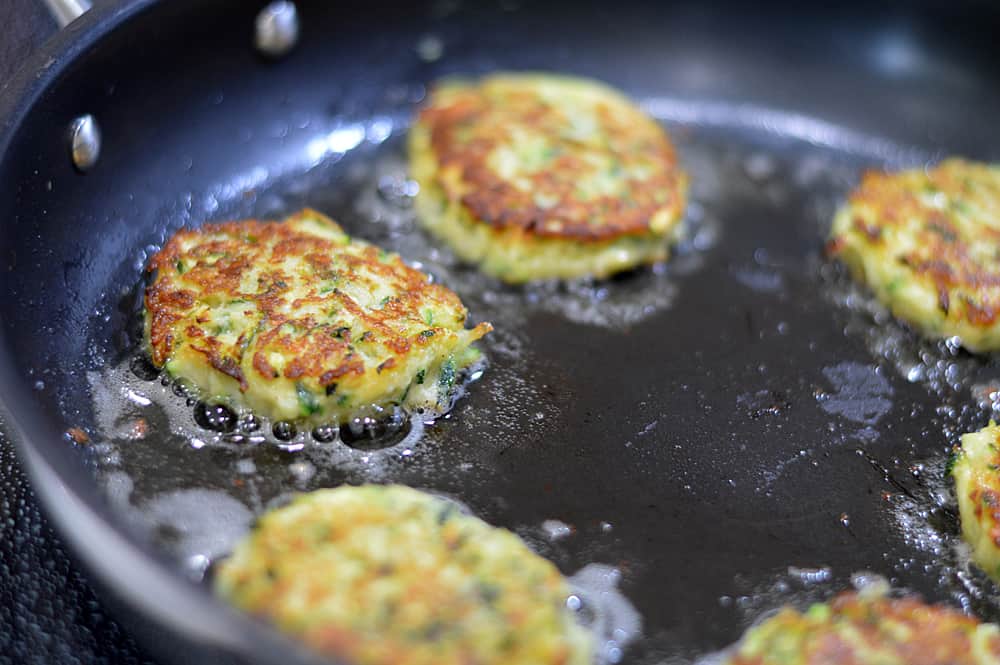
[
  {"left": 255, "top": 1, "right": 299, "bottom": 57},
  {"left": 69, "top": 114, "right": 100, "bottom": 172}
]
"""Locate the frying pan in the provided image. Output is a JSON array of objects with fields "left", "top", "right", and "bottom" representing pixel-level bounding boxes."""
[{"left": 3, "top": 1, "right": 1000, "bottom": 663}]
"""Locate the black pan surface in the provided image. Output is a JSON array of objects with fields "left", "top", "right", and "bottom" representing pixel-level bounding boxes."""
[{"left": 3, "top": 1, "right": 1000, "bottom": 663}]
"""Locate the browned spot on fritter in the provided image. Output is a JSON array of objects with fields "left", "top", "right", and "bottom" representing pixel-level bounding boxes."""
[
  {"left": 145, "top": 209, "right": 484, "bottom": 389},
  {"left": 969, "top": 451, "right": 1000, "bottom": 548},
  {"left": 319, "top": 360, "right": 363, "bottom": 387},
  {"left": 187, "top": 254, "right": 251, "bottom": 294},
  {"left": 965, "top": 298, "right": 998, "bottom": 326},
  {"left": 253, "top": 351, "right": 279, "bottom": 379},
  {"left": 824, "top": 236, "right": 847, "bottom": 256},
  {"left": 852, "top": 216, "right": 882, "bottom": 242},
  {"left": 144, "top": 284, "right": 195, "bottom": 366},
  {"left": 416, "top": 79, "right": 685, "bottom": 241},
  {"left": 207, "top": 352, "right": 248, "bottom": 390}
]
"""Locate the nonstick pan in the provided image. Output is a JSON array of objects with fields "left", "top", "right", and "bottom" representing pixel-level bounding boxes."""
[{"left": 3, "top": 1, "right": 1000, "bottom": 664}]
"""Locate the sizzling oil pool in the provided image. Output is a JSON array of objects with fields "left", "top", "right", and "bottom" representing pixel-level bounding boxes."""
[{"left": 74, "top": 111, "right": 1000, "bottom": 663}]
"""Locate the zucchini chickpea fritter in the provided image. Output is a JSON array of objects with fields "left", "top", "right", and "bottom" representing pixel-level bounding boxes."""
[
  {"left": 144, "top": 210, "right": 491, "bottom": 425},
  {"left": 952, "top": 421, "right": 1000, "bottom": 583},
  {"left": 723, "top": 590, "right": 1000, "bottom": 665},
  {"left": 829, "top": 159, "right": 1000, "bottom": 351},
  {"left": 214, "top": 485, "right": 592, "bottom": 665},
  {"left": 409, "top": 73, "right": 688, "bottom": 283}
]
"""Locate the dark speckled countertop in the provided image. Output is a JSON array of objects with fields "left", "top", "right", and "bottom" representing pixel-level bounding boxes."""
[{"left": 0, "top": 3, "right": 156, "bottom": 663}]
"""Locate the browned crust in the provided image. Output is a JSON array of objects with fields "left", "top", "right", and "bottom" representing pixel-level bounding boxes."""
[
  {"left": 967, "top": 431, "right": 1000, "bottom": 549},
  {"left": 727, "top": 592, "right": 1000, "bottom": 665},
  {"left": 971, "top": 482, "right": 1000, "bottom": 549},
  {"left": 416, "top": 78, "right": 686, "bottom": 241},
  {"left": 829, "top": 160, "right": 1000, "bottom": 328},
  {"left": 145, "top": 210, "right": 486, "bottom": 388}
]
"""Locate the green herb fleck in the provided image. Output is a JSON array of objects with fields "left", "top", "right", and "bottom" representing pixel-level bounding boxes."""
[
  {"left": 296, "top": 382, "right": 321, "bottom": 416},
  {"left": 420, "top": 330, "right": 435, "bottom": 338},
  {"left": 337, "top": 394, "right": 350, "bottom": 406},
  {"left": 437, "top": 357, "right": 456, "bottom": 402},
  {"left": 378, "top": 599, "right": 398, "bottom": 626},
  {"left": 437, "top": 504, "right": 457, "bottom": 525},
  {"left": 477, "top": 582, "right": 501, "bottom": 606},
  {"left": 416, "top": 369, "right": 426, "bottom": 385},
  {"left": 498, "top": 634, "right": 517, "bottom": 653},
  {"left": 926, "top": 223, "right": 957, "bottom": 242},
  {"left": 424, "top": 309, "right": 435, "bottom": 326},
  {"left": 945, "top": 449, "right": 962, "bottom": 476},
  {"left": 952, "top": 200, "right": 971, "bottom": 214},
  {"left": 422, "top": 621, "right": 445, "bottom": 640},
  {"left": 175, "top": 260, "right": 187, "bottom": 274}
]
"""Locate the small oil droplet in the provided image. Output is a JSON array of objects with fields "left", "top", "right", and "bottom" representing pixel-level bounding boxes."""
[
  {"left": 193, "top": 402, "right": 237, "bottom": 433},
  {"left": 129, "top": 355, "right": 160, "bottom": 381},
  {"left": 339, "top": 412, "right": 410, "bottom": 450},
  {"left": 272, "top": 421, "right": 297, "bottom": 441},
  {"left": 312, "top": 424, "right": 337, "bottom": 443},
  {"left": 239, "top": 414, "right": 260, "bottom": 432}
]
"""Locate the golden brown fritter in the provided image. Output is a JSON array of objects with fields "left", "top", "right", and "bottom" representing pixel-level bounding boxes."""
[
  {"left": 214, "top": 485, "right": 592, "bottom": 665},
  {"left": 952, "top": 422, "right": 1000, "bottom": 582},
  {"left": 144, "top": 209, "right": 491, "bottom": 424},
  {"left": 724, "top": 590, "right": 1000, "bottom": 665},
  {"left": 409, "top": 73, "right": 688, "bottom": 282},
  {"left": 829, "top": 159, "right": 1000, "bottom": 351}
]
